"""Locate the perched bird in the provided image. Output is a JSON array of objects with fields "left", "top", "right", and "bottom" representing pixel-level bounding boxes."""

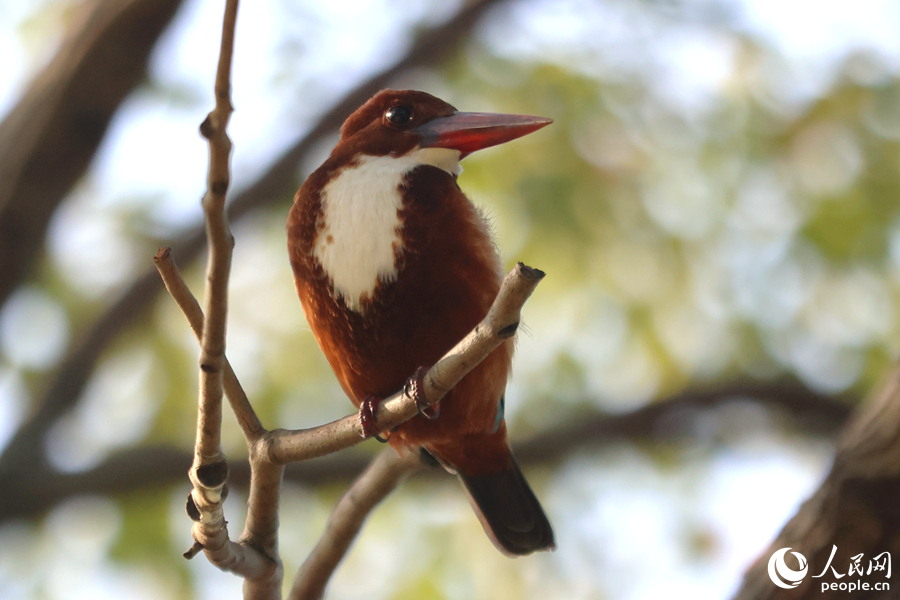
[{"left": 287, "top": 89, "right": 554, "bottom": 555}]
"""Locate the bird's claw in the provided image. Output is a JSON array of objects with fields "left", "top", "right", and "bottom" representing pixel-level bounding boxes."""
[
  {"left": 406, "top": 366, "right": 439, "bottom": 420},
  {"left": 359, "top": 395, "right": 390, "bottom": 440},
  {"left": 359, "top": 366, "right": 438, "bottom": 440}
]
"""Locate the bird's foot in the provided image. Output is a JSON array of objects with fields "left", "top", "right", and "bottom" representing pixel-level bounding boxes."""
[
  {"left": 358, "top": 395, "right": 390, "bottom": 441},
  {"left": 406, "top": 366, "right": 439, "bottom": 420},
  {"left": 359, "top": 366, "right": 438, "bottom": 440}
]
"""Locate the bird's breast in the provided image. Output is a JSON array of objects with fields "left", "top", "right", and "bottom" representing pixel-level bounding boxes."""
[
  {"left": 311, "top": 148, "right": 461, "bottom": 312},
  {"left": 312, "top": 154, "right": 406, "bottom": 313},
  {"left": 288, "top": 153, "right": 504, "bottom": 404}
]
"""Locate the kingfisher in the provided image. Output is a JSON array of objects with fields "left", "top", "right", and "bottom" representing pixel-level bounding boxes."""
[{"left": 287, "top": 89, "right": 554, "bottom": 555}]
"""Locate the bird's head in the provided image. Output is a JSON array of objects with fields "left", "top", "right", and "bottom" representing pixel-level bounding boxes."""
[{"left": 331, "top": 89, "right": 552, "bottom": 166}]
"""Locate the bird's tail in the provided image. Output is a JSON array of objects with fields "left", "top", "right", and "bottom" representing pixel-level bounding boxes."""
[{"left": 458, "top": 457, "right": 555, "bottom": 556}]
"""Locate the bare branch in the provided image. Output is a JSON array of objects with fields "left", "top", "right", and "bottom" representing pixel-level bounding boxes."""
[
  {"left": 193, "top": 0, "right": 236, "bottom": 462},
  {"left": 181, "top": 2, "right": 284, "bottom": 589},
  {"left": 154, "top": 247, "right": 263, "bottom": 440},
  {"left": 160, "top": 29, "right": 546, "bottom": 581},
  {"left": 157, "top": 243, "right": 285, "bottom": 589},
  {"left": 290, "top": 449, "right": 423, "bottom": 600}
]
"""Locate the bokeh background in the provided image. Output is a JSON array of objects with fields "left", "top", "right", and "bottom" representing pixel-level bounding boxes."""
[{"left": 1, "top": 0, "right": 900, "bottom": 598}]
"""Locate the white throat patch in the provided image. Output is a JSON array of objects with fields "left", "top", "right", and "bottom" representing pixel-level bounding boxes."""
[{"left": 313, "top": 147, "right": 461, "bottom": 312}]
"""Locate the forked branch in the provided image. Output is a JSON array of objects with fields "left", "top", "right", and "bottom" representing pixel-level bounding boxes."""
[{"left": 178, "top": 0, "right": 282, "bottom": 590}]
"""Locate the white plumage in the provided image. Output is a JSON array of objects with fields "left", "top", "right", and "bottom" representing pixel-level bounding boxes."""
[{"left": 313, "top": 147, "right": 461, "bottom": 311}]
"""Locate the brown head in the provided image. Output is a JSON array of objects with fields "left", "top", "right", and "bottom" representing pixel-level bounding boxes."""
[{"left": 330, "top": 89, "right": 552, "bottom": 161}]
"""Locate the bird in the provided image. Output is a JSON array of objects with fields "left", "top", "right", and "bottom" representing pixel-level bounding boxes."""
[{"left": 287, "top": 89, "right": 554, "bottom": 555}]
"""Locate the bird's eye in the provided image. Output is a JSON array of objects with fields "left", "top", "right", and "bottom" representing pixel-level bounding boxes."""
[{"left": 385, "top": 105, "right": 413, "bottom": 127}]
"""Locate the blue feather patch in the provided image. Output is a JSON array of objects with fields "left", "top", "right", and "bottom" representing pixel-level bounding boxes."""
[{"left": 492, "top": 395, "right": 505, "bottom": 433}]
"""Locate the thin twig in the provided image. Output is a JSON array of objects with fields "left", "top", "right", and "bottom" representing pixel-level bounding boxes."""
[
  {"left": 194, "top": 0, "right": 236, "bottom": 463},
  {"left": 290, "top": 449, "right": 424, "bottom": 600},
  {"left": 156, "top": 2, "right": 546, "bottom": 594},
  {"left": 160, "top": 234, "right": 543, "bottom": 592},
  {"left": 154, "top": 247, "right": 263, "bottom": 440}
]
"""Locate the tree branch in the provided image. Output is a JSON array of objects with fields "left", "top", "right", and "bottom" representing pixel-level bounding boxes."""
[
  {"left": 155, "top": 247, "right": 263, "bottom": 439},
  {"left": 515, "top": 379, "right": 850, "bottom": 466},
  {"left": 162, "top": 251, "right": 543, "bottom": 589},
  {"left": 290, "top": 448, "right": 423, "bottom": 600},
  {"left": 160, "top": 231, "right": 542, "bottom": 599},
  {"left": 160, "top": 4, "right": 544, "bottom": 595},
  {"left": 180, "top": 3, "right": 284, "bottom": 593}
]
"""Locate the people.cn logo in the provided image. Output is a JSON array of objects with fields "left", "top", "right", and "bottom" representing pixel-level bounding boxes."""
[{"left": 768, "top": 548, "right": 809, "bottom": 589}]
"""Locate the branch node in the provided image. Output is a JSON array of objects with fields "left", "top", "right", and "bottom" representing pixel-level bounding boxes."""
[
  {"left": 498, "top": 321, "right": 519, "bottom": 339},
  {"left": 199, "top": 116, "right": 214, "bottom": 139},
  {"left": 517, "top": 262, "right": 546, "bottom": 281},
  {"left": 196, "top": 461, "right": 229, "bottom": 488},
  {"left": 183, "top": 541, "right": 204, "bottom": 560},
  {"left": 186, "top": 493, "right": 201, "bottom": 522},
  {"left": 154, "top": 247, "right": 171, "bottom": 262}
]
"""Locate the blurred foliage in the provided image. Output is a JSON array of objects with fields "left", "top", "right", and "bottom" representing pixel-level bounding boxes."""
[{"left": 3, "top": 0, "right": 900, "bottom": 598}]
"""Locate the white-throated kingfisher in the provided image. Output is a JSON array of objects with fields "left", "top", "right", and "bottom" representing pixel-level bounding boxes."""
[{"left": 287, "top": 89, "right": 554, "bottom": 555}]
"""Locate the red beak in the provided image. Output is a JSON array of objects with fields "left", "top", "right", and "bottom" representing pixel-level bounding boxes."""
[{"left": 416, "top": 112, "right": 552, "bottom": 156}]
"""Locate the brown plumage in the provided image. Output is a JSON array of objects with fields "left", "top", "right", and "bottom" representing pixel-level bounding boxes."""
[{"left": 287, "top": 90, "right": 554, "bottom": 555}]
